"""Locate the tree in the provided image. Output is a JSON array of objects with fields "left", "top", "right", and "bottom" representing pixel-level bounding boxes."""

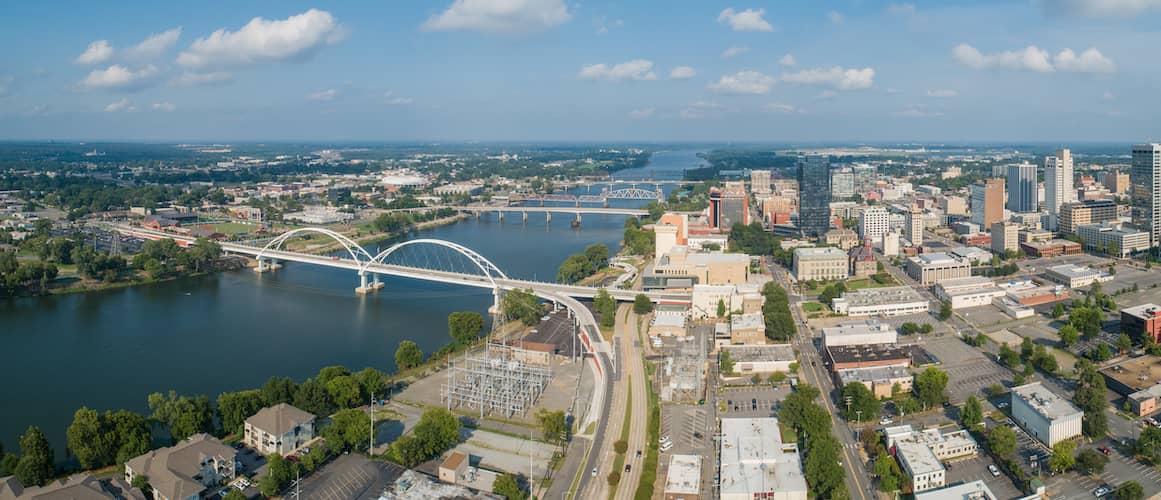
[
  {"left": 1074, "top": 360, "right": 1110, "bottom": 438},
  {"left": 1052, "top": 303, "right": 1066, "bottom": 319},
  {"left": 448, "top": 311, "right": 486, "bottom": 346},
  {"left": 607, "top": 471, "right": 621, "bottom": 486},
  {"left": 1115, "top": 481, "right": 1144, "bottom": 500},
  {"left": 106, "top": 410, "right": 151, "bottom": 464},
  {"left": 1075, "top": 448, "right": 1109, "bottom": 475},
  {"left": 915, "top": 367, "right": 949, "bottom": 408},
  {"left": 395, "top": 340, "right": 424, "bottom": 371},
  {"left": 614, "top": 440, "right": 628, "bottom": 454},
  {"left": 66, "top": 407, "right": 114, "bottom": 470},
  {"left": 15, "top": 426, "right": 54, "bottom": 487},
  {"left": 326, "top": 376, "right": 363, "bottom": 409},
  {"left": 147, "top": 391, "right": 214, "bottom": 441},
  {"left": 999, "top": 343, "right": 1021, "bottom": 368},
  {"left": 501, "top": 289, "right": 541, "bottom": 325},
  {"left": 803, "top": 436, "right": 847, "bottom": 500},
  {"left": 961, "top": 396, "right": 983, "bottom": 430},
  {"left": 987, "top": 425, "right": 1017, "bottom": 458},
  {"left": 1058, "top": 324, "right": 1080, "bottom": 347},
  {"left": 719, "top": 350, "right": 734, "bottom": 375},
  {"left": 216, "top": 390, "right": 264, "bottom": 436},
  {"left": 493, "top": 473, "right": 528, "bottom": 500},
  {"left": 322, "top": 408, "right": 372, "bottom": 453},
  {"left": 1117, "top": 333, "right": 1133, "bottom": 354},
  {"left": 355, "top": 367, "right": 387, "bottom": 401},
  {"left": 900, "top": 322, "right": 920, "bottom": 335},
  {"left": 1047, "top": 440, "right": 1077, "bottom": 472},
  {"left": 260, "top": 454, "right": 294, "bottom": 497},
  {"left": 261, "top": 376, "right": 298, "bottom": 406},
  {"left": 874, "top": 452, "right": 902, "bottom": 492},
  {"left": 389, "top": 408, "right": 461, "bottom": 467},
  {"left": 594, "top": 288, "right": 616, "bottom": 328},
  {"left": 633, "top": 294, "right": 653, "bottom": 315},
  {"left": 1021, "top": 337, "right": 1034, "bottom": 360},
  {"left": 536, "top": 409, "right": 568, "bottom": 443},
  {"left": 1089, "top": 343, "right": 1113, "bottom": 362},
  {"left": 717, "top": 298, "right": 727, "bottom": 318},
  {"left": 1138, "top": 427, "right": 1161, "bottom": 463},
  {"left": 841, "top": 382, "right": 881, "bottom": 422},
  {"left": 938, "top": 301, "right": 953, "bottom": 320},
  {"left": 223, "top": 490, "right": 247, "bottom": 500},
  {"left": 293, "top": 379, "right": 335, "bottom": 417}
]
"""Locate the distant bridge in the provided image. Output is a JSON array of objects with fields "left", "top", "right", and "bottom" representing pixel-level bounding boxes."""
[{"left": 382, "top": 205, "right": 648, "bottom": 223}]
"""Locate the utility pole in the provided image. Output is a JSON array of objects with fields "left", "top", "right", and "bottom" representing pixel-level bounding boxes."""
[
  {"left": 289, "top": 468, "right": 301, "bottom": 500},
  {"left": 370, "top": 391, "right": 375, "bottom": 454}
]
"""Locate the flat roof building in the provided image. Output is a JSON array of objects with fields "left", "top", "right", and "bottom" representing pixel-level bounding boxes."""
[
  {"left": 1044, "top": 264, "right": 1114, "bottom": 288},
  {"left": 826, "top": 345, "right": 912, "bottom": 371},
  {"left": 793, "top": 246, "right": 849, "bottom": 281},
  {"left": 663, "top": 455, "right": 702, "bottom": 500},
  {"left": 831, "top": 286, "right": 930, "bottom": 317},
  {"left": 729, "top": 312, "right": 766, "bottom": 345},
  {"left": 884, "top": 425, "right": 979, "bottom": 493},
  {"left": 821, "top": 319, "right": 898, "bottom": 348},
  {"left": 1077, "top": 221, "right": 1151, "bottom": 258},
  {"left": 719, "top": 418, "right": 807, "bottom": 500},
  {"left": 1122, "top": 303, "right": 1161, "bottom": 344},
  {"left": 934, "top": 277, "right": 1006, "bottom": 310},
  {"left": 836, "top": 365, "right": 912, "bottom": 399},
  {"left": 721, "top": 344, "right": 796, "bottom": 374},
  {"left": 1010, "top": 382, "right": 1083, "bottom": 446},
  {"left": 905, "top": 253, "right": 972, "bottom": 285},
  {"left": 913, "top": 480, "right": 997, "bottom": 500}
]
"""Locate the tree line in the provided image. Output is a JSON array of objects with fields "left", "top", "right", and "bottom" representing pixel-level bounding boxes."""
[
  {"left": 761, "top": 281, "right": 796, "bottom": 342},
  {"left": 556, "top": 243, "right": 609, "bottom": 284}
]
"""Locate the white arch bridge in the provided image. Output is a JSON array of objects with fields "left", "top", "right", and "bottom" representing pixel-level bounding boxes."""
[{"left": 114, "top": 225, "right": 689, "bottom": 308}]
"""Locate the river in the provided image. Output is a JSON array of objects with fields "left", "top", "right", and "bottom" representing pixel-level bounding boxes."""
[{"left": 0, "top": 149, "right": 707, "bottom": 459}]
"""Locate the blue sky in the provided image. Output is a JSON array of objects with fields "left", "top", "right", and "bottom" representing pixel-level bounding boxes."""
[{"left": 0, "top": 0, "right": 1157, "bottom": 142}]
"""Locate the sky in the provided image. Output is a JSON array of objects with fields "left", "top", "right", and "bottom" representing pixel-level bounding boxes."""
[{"left": 0, "top": 0, "right": 1159, "bottom": 143}]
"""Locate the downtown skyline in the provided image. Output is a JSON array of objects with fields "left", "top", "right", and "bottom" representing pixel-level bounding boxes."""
[{"left": 0, "top": 0, "right": 1157, "bottom": 142}]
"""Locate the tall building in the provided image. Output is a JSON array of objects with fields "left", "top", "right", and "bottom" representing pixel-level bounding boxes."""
[
  {"left": 970, "top": 179, "right": 1005, "bottom": 227},
  {"left": 1044, "top": 149, "right": 1075, "bottom": 230},
  {"left": 992, "top": 221, "right": 1019, "bottom": 254},
  {"left": 852, "top": 164, "right": 877, "bottom": 193},
  {"left": 1132, "top": 144, "right": 1161, "bottom": 249},
  {"left": 797, "top": 154, "right": 831, "bottom": 238},
  {"left": 1099, "top": 171, "right": 1130, "bottom": 195},
  {"left": 1058, "top": 199, "right": 1117, "bottom": 235},
  {"left": 860, "top": 207, "right": 890, "bottom": 242},
  {"left": 1007, "top": 162, "right": 1039, "bottom": 213},
  {"left": 750, "top": 169, "right": 772, "bottom": 195},
  {"left": 831, "top": 168, "right": 855, "bottom": 200},
  {"left": 904, "top": 206, "right": 924, "bottom": 245},
  {"left": 709, "top": 182, "right": 750, "bottom": 230}
]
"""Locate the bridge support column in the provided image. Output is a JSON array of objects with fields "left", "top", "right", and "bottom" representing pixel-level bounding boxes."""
[
  {"left": 253, "top": 258, "right": 281, "bottom": 273},
  {"left": 546, "top": 212, "right": 551, "bottom": 223},
  {"left": 354, "top": 271, "right": 378, "bottom": 295},
  {"left": 575, "top": 213, "right": 582, "bottom": 224},
  {"left": 522, "top": 211, "right": 527, "bottom": 223}
]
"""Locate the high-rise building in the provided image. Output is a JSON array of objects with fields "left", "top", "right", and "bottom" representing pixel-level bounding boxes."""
[
  {"left": 1058, "top": 199, "right": 1117, "bottom": 235},
  {"left": 750, "top": 169, "right": 772, "bottom": 195},
  {"left": 904, "top": 206, "right": 924, "bottom": 245},
  {"left": 831, "top": 168, "right": 855, "bottom": 200},
  {"left": 1044, "top": 149, "right": 1075, "bottom": 230},
  {"left": 1132, "top": 144, "right": 1161, "bottom": 249},
  {"left": 852, "top": 164, "right": 877, "bottom": 194},
  {"left": 709, "top": 182, "right": 750, "bottom": 230},
  {"left": 992, "top": 221, "right": 1019, "bottom": 254},
  {"left": 970, "top": 179, "right": 1005, "bottom": 227},
  {"left": 1098, "top": 171, "right": 1129, "bottom": 195},
  {"left": 860, "top": 207, "right": 890, "bottom": 242},
  {"left": 797, "top": 154, "right": 831, "bottom": 238},
  {"left": 1007, "top": 162, "right": 1039, "bottom": 213}
]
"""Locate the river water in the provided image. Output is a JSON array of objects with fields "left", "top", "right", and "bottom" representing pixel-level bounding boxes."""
[{"left": 0, "top": 149, "right": 707, "bottom": 458}]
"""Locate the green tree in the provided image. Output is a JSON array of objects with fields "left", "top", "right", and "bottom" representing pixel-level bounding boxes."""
[
  {"left": 1138, "top": 427, "right": 1161, "bottom": 463},
  {"left": 987, "top": 425, "right": 1017, "bottom": 458},
  {"left": 493, "top": 473, "right": 528, "bottom": 500},
  {"left": 355, "top": 367, "right": 387, "bottom": 401},
  {"left": 216, "top": 390, "right": 264, "bottom": 436},
  {"left": 1115, "top": 481, "right": 1144, "bottom": 500},
  {"left": 915, "top": 367, "right": 949, "bottom": 408},
  {"left": 594, "top": 288, "right": 616, "bottom": 328},
  {"left": 395, "top": 340, "right": 424, "bottom": 371},
  {"left": 1075, "top": 448, "right": 1109, "bottom": 475},
  {"left": 15, "top": 426, "right": 54, "bottom": 487},
  {"left": 874, "top": 453, "right": 901, "bottom": 492},
  {"left": 326, "top": 375, "right": 363, "bottom": 409},
  {"left": 147, "top": 391, "right": 214, "bottom": 441},
  {"left": 803, "top": 436, "right": 848, "bottom": 500},
  {"left": 223, "top": 489, "right": 247, "bottom": 500},
  {"left": 1052, "top": 303, "right": 1066, "bottom": 319},
  {"left": 1117, "top": 333, "right": 1133, "bottom": 354},
  {"left": 717, "top": 298, "right": 727, "bottom": 318},
  {"left": 66, "top": 407, "right": 114, "bottom": 470},
  {"left": 316, "top": 366, "right": 352, "bottom": 386},
  {"left": 938, "top": 301, "right": 953, "bottom": 320},
  {"left": 389, "top": 408, "right": 461, "bottom": 467},
  {"left": 1021, "top": 337, "right": 1034, "bottom": 359},
  {"left": 720, "top": 349, "right": 734, "bottom": 375},
  {"left": 841, "top": 382, "right": 881, "bottom": 422},
  {"left": 322, "top": 408, "right": 372, "bottom": 453},
  {"left": 261, "top": 376, "right": 298, "bottom": 406},
  {"left": 633, "top": 294, "right": 653, "bottom": 315},
  {"left": 1047, "top": 440, "right": 1076, "bottom": 472},
  {"left": 1058, "top": 324, "right": 1080, "bottom": 346},
  {"left": 293, "top": 379, "right": 335, "bottom": 417},
  {"left": 106, "top": 410, "right": 151, "bottom": 464},
  {"left": 1074, "top": 360, "right": 1110, "bottom": 438},
  {"left": 536, "top": 409, "right": 568, "bottom": 443},
  {"left": 961, "top": 396, "right": 983, "bottom": 430},
  {"left": 501, "top": 289, "right": 541, "bottom": 325},
  {"left": 260, "top": 454, "right": 294, "bottom": 497},
  {"left": 448, "top": 311, "right": 486, "bottom": 346},
  {"left": 999, "top": 343, "right": 1021, "bottom": 368}
]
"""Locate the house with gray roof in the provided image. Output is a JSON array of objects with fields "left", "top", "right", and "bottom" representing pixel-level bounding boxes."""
[
  {"left": 124, "top": 433, "right": 236, "bottom": 500},
  {"left": 244, "top": 403, "right": 316, "bottom": 455},
  {"left": 0, "top": 473, "right": 144, "bottom": 500}
]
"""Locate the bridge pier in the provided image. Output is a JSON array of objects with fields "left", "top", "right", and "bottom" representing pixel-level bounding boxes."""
[
  {"left": 575, "top": 213, "right": 582, "bottom": 224},
  {"left": 522, "top": 211, "right": 528, "bottom": 223},
  {"left": 546, "top": 212, "right": 551, "bottom": 223},
  {"left": 355, "top": 271, "right": 384, "bottom": 295},
  {"left": 253, "top": 258, "right": 282, "bottom": 273},
  {"left": 497, "top": 210, "right": 504, "bottom": 222}
]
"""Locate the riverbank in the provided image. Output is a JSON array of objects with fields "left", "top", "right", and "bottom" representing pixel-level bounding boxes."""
[
  {"left": 280, "top": 213, "right": 470, "bottom": 255},
  {"left": 41, "top": 256, "right": 248, "bottom": 297}
]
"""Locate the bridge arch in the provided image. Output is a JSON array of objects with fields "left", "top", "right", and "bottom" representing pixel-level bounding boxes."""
[
  {"left": 256, "top": 227, "right": 375, "bottom": 265},
  {"left": 363, "top": 238, "right": 508, "bottom": 288}
]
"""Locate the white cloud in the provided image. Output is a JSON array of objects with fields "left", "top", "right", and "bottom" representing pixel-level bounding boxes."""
[
  {"left": 76, "top": 40, "right": 113, "bottom": 65},
  {"left": 721, "top": 46, "right": 749, "bottom": 59},
  {"left": 594, "top": 16, "right": 623, "bottom": 35},
  {"left": 669, "top": 66, "right": 696, "bottom": 80},
  {"left": 80, "top": 64, "right": 160, "bottom": 91},
  {"left": 780, "top": 66, "right": 874, "bottom": 90},
  {"left": 578, "top": 60, "right": 657, "bottom": 82},
  {"left": 171, "top": 71, "right": 233, "bottom": 87},
  {"left": 306, "top": 89, "right": 338, "bottom": 101},
  {"left": 952, "top": 44, "right": 1115, "bottom": 73},
  {"left": 707, "top": 71, "right": 776, "bottom": 95},
  {"left": 177, "top": 9, "right": 345, "bottom": 68},
  {"left": 628, "top": 107, "right": 655, "bottom": 119},
  {"left": 926, "top": 89, "right": 958, "bottom": 97},
  {"left": 423, "top": 0, "right": 571, "bottom": 34},
  {"left": 717, "top": 8, "right": 774, "bottom": 32},
  {"left": 827, "top": 10, "right": 845, "bottom": 24},
  {"left": 895, "top": 104, "right": 943, "bottom": 118},
  {"left": 124, "top": 28, "right": 182, "bottom": 60},
  {"left": 151, "top": 102, "right": 176, "bottom": 112},
  {"left": 765, "top": 102, "right": 799, "bottom": 114},
  {"left": 1053, "top": 48, "right": 1116, "bottom": 73},
  {"left": 778, "top": 54, "right": 797, "bottom": 66},
  {"left": 384, "top": 91, "right": 413, "bottom": 105},
  {"left": 1042, "top": 0, "right": 1161, "bottom": 17},
  {"left": 887, "top": 3, "right": 917, "bottom": 17},
  {"left": 104, "top": 98, "right": 135, "bottom": 112}
]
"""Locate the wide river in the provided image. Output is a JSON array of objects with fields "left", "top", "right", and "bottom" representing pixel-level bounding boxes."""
[{"left": 0, "top": 149, "right": 706, "bottom": 459}]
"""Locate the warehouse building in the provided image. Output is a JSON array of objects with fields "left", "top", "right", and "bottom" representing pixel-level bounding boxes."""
[
  {"left": 826, "top": 345, "right": 912, "bottom": 371},
  {"left": 831, "top": 286, "right": 930, "bottom": 317},
  {"left": 663, "top": 455, "right": 702, "bottom": 500},
  {"left": 821, "top": 320, "right": 898, "bottom": 348},
  {"left": 721, "top": 345, "right": 796, "bottom": 374},
  {"left": 1044, "top": 264, "right": 1114, "bottom": 289},
  {"left": 718, "top": 418, "right": 807, "bottom": 500},
  {"left": 905, "top": 253, "right": 972, "bottom": 285},
  {"left": 933, "top": 277, "right": 1006, "bottom": 310},
  {"left": 1010, "top": 382, "right": 1083, "bottom": 446}
]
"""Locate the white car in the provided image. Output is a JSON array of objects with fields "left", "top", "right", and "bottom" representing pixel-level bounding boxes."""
[
  {"left": 1094, "top": 486, "right": 1110, "bottom": 497},
  {"left": 879, "top": 417, "right": 893, "bottom": 425},
  {"left": 988, "top": 464, "right": 1001, "bottom": 477},
  {"left": 592, "top": 467, "right": 598, "bottom": 477},
  {"left": 660, "top": 442, "right": 673, "bottom": 452},
  {"left": 660, "top": 435, "right": 671, "bottom": 444}
]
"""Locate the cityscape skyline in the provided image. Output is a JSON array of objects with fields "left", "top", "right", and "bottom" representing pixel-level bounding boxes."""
[{"left": 1, "top": 0, "right": 1158, "bottom": 142}]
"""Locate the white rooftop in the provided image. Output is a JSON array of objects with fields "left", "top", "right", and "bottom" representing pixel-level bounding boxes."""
[
  {"left": 896, "top": 440, "right": 944, "bottom": 476},
  {"left": 731, "top": 312, "right": 764, "bottom": 331},
  {"left": 1046, "top": 264, "right": 1107, "bottom": 279},
  {"left": 912, "top": 252, "right": 961, "bottom": 265},
  {"left": 793, "top": 247, "right": 848, "bottom": 260},
  {"left": 835, "top": 286, "right": 927, "bottom": 307},
  {"left": 1012, "top": 382, "right": 1083, "bottom": 420},
  {"left": 664, "top": 455, "right": 702, "bottom": 495},
  {"left": 914, "top": 480, "right": 997, "bottom": 500},
  {"left": 719, "top": 418, "right": 807, "bottom": 499}
]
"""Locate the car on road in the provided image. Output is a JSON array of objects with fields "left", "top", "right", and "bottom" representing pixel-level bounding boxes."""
[
  {"left": 624, "top": 464, "right": 631, "bottom": 472},
  {"left": 636, "top": 450, "right": 642, "bottom": 458},
  {"left": 1093, "top": 485, "right": 1110, "bottom": 497},
  {"left": 997, "top": 401, "right": 1009, "bottom": 408},
  {"left": 988, "top": 464, "right": 1001, "bottom": 477},
  {"left": 1098, "top": 446, "right": 1111, "bottom": 456},
  {"left": 592, "top": 467, "right": 598, "bottom": 477},
  {"left": 879, "top": 417, "right": 893, "bottom": 425}
]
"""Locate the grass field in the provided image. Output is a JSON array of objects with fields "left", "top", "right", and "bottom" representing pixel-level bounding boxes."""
[
  {"left": 801, "top": 302, "right": 825, "bottom": 312},
  {"left": 199, "top": 222, "right": 259, "bottom": 235}
]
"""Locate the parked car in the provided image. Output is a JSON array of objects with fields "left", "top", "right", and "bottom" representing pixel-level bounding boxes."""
[
  {"left": 1094, "top": 485, "right": 1110, "bottom": 497},
  {"left": 1098, "top": 446, "right": 1111, "bottom": 456},
  {"left": 996, "top": 401, "right": 1009, "bottom": 408},
  {"left": 988, "top": 464, "right": 1001, "bottom": 477},
  {"left": 879, "top": 417, "right": 893, "bottom": 425}
]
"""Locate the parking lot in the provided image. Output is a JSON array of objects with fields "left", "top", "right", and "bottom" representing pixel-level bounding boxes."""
[
  {"left": 944, "top": 455, "right": 1025, "bottom": 500},
  {"left": 717, "top": 386, "right": 790, "bottom": 418},
  {"left": 296, "top": 454, "right": 401, "bottom": 500},
  {"left": 1047, "top": 442, "right": 1161, "bottom": 500},
  {"left": 914, "top": 337, "right": 1012, "bottom": 405},
  {"left": 658, "top": 403, "right": 715, "bottom": 500}
]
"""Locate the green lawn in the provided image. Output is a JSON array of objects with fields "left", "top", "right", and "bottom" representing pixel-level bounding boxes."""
[
  {"left": 801, "top": 302, "right": 825, "bottom": 312},
  {"left": 203, "top": 222, "right": 260, "bottom": 235}
]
